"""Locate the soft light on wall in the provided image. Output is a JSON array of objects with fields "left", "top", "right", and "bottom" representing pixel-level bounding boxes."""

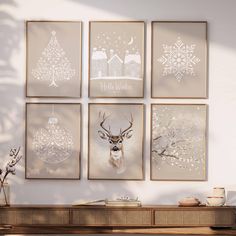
[{"left": 0, "top": 0, "right": 236, "bottom": 205}]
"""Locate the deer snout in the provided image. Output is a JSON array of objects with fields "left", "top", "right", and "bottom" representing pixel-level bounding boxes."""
[{"left": 112, "top": 146, "right": 119, "bottom": 152}]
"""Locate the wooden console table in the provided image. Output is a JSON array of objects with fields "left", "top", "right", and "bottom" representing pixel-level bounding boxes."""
[{"left": 0, "top": 205, "right": 236, "bottom": 235}]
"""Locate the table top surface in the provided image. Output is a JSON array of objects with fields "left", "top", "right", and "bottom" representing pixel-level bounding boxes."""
[{"left": 0, "top": 204, "right": 235, "bottom": 209}]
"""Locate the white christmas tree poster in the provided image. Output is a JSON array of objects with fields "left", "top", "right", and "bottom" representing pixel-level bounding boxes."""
[{"left": 27, "top": 21, "right": 82, "bottom": 97}]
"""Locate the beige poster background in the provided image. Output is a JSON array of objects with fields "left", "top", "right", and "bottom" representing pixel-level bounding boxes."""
[
  {"left": 151, "top": 104, "right": 207, "bottom": 180},
  {"left": 152, "top": 22, "right": 207, "bottom": 98},
  {"left": 89, "top": 104, "right": 144, "bottom": 179},
  {"left": 26, "top": 103, "right": 81, "bottom": 179},
  {"left": 89, "top": 22, "right": 144, "bottom": 97},
  {"left": 27, "top": 21, "right": 82, "bottom": 97}
]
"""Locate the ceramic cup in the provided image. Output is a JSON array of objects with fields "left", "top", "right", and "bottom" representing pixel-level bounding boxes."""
[
  {"left": 213, "top": 187, "right": 225, "bottom": 197},
  {"left": 213, "top": 187, "right": 226, "bottom": 205},
  {"left": 206, "top": 196, "right": 225, "bottom": 206}
]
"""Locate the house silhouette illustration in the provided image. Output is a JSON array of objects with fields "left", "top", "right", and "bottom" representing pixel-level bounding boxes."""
[{"left": 91, "top": 48, "right": 141, "bottom": 79}]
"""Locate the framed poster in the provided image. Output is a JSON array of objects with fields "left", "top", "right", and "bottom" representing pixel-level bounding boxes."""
[
  {"left": 26, "top": 103, "right": 81, "bottom": 179},
  {"left": 89, "top": 21, "right": 145, "bottom": 98},
  {"left": 26, "top": 21, "right": 82, "bottom": 97},
  {"left": 88, "top": 103, "right": 144, "bottom": 180},
  {"left": 152, "top": 21, "right": 207, "bottom": 98},
  {"left": 151, "top": 104, "right": 207, "bottom": 181}
]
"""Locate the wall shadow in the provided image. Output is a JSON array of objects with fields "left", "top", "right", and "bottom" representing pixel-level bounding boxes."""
[{"left": 0, "top": 0, "right": 24, "bottom": 188}]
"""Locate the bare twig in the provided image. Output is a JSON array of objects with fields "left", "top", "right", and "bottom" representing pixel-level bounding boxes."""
[
  {"left": 0, "top": 147, "right": 22, "bottom": 205},
  {"left": 152, "top": 149, "right": 179, "bottom": 159},
  {"left": 153, "top": 136, "right": 162, "bottom": 141}
]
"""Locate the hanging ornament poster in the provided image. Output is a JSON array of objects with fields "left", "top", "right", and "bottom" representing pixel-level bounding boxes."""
[
  {"left": 26, "top": 21, "right": 82, "bottom": 97},
  {"left": 89, "top": 21, "right": 145, "bottom": 98},
  {"left": 26, "top": 103, "right": 81, "bottom": 179},
  {"left": 152, "top": 21, "right": 207, "bottom": 98}
]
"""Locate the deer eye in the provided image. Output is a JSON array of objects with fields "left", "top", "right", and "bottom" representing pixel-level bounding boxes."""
[
  {"left": 109, "top": 140, "right": 112, "bottom": 144},
  {"left": 119, "top": 140, "right": 122, "bottom": 143}
]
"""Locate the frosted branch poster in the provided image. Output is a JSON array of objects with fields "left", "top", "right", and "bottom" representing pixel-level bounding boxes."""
[{"left": 151, "top": 104, "right": 207, "bottom": 180}]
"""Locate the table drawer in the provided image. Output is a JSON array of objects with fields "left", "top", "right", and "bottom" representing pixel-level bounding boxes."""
[
  {"left": 154, "top": 209, "right": 236, "bottom": 227},
  {"left": 72, "top": 209, "right": 152, "bottom": 226},
  {"left": 0, "top": 209, "right": 69, "bottom": 225}
]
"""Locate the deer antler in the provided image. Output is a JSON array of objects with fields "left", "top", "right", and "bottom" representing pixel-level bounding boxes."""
[
  {"left": 100, "top": 113, "right": 111, "bottom": 135},
  {"left": 120, "top": 113, "right": 133, "bottom": 135}
]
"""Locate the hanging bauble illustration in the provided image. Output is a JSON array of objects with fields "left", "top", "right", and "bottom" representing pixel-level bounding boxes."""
[{"left": 32, "top": 116, "right": 74, "bottom": 164}]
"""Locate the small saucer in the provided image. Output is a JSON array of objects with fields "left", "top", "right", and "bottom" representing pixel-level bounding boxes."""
[{"left": 178, "top": 202, "right": 200, "bottom": 207}]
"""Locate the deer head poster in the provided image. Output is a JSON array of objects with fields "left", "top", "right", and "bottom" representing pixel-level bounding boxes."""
[
  {"left": 152, "top": 21, "right": 207, "bottom": 98},
  {"left": 26, "top": 103, "right": 81, "bottom": 179},
  {"left": 88, "top": 103, "right": 144, "bottom": 180},
  {"left": 26, "top": 21, "right": 82, "bottom": 97},
  {"left": 151, "top": 104, "right": 207, "bottom": 180},
  {"left": 89, "top": 21, "right": 145, "bottom": 98}
]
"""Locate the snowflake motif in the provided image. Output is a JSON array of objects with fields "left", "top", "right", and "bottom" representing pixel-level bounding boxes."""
[
  {"left": 157, "top": 37, "right": 200, "bottom": 82},
  {"left": 32, "top": 31, "right": 76, "bottom": 87},
  {"left": 32, "top": 117, "right": 74, "bottom": 164}
]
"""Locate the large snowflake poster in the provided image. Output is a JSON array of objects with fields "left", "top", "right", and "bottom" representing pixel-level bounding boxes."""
[
  {"left": 152, "top": 21, "right": 207, "bottom": 98},
  {"left": 26, "top": 21, "right": 82, "bottom": 97},
  {"left": 89, "top": 21, "right": 145, "bottom": 97},
  {"left": 151, "top": 104, "right": 207, "bottom": 180},
  {"left": 26, "top": 103, "right": 81, "bottom": 179}
]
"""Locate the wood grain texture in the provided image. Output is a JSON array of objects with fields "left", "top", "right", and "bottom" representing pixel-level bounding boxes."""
[
  {"left": 154, "top": 208, "right": 236, "bottom": 227},
  {"left": 72, "top": 209, "right": 152, "bottom": 226},
  {"left": 0, "top": 209, "right": 69, "bottom": 225},
  {"left": 0, "top": 205, "right": 235, "bottom": 230}
]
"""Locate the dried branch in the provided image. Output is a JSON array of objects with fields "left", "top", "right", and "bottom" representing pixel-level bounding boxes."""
[
  {"left": 152, "top": 149, "right": 179, "bottom": 159},
  {"left": 153, "top": 136, "right": 162, "bottom": 141},
  {"left": 1, "top": 147, "right": 22, "bottom": 185}
]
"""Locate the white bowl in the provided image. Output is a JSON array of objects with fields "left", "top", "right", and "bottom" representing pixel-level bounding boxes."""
[{"left": 206, "top": 196, "right": 225, "bottom": 206}]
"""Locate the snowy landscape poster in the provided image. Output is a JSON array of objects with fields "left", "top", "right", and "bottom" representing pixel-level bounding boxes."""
[
  {"left": 26, "top": 21, "right": 82, "bottom": 97},
  {"left": 152, "top": 21, "right": 207, "bottom": 98},
  {"left": 89, "top": 21, "right": 145, "bottom": 97},
  {"left": 26, "top": 103, "right": 81, "bottom": 179},
  {"left": 151, "top": 104, "right": 207, "bottom": 180}
]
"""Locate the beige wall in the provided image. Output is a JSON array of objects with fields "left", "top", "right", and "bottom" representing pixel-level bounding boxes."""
[{"left": 1, "top": 0, "right": 236, "bottom": 205}]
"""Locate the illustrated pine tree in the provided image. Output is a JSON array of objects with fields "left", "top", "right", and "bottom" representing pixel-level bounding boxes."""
[{"left": 32, "top": 31, "right": 75, "bottom": 87}]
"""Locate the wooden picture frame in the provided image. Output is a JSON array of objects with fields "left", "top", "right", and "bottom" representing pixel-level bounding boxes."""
[
  {"left": 151, "top": 21, "right": 208, "bottom": 98},
  {"left": 150, "top": 104, "right": 207, "bottom": 181},
  {"left": 26, "top": 21, "right": 82, "bottom": 98},
  {"left": 88, "top": 103, "right": 144, "bottom": 180},
  {"left": 89, "top": 21, "right": 145, "bottom": 98},
  {"left": 25, "top": 103, "right": 81, "bottom": 179}
]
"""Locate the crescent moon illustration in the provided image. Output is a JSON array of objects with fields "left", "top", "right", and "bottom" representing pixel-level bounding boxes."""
[{"left": 127, "top": 37, "right": 134, "bottom": 45}]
